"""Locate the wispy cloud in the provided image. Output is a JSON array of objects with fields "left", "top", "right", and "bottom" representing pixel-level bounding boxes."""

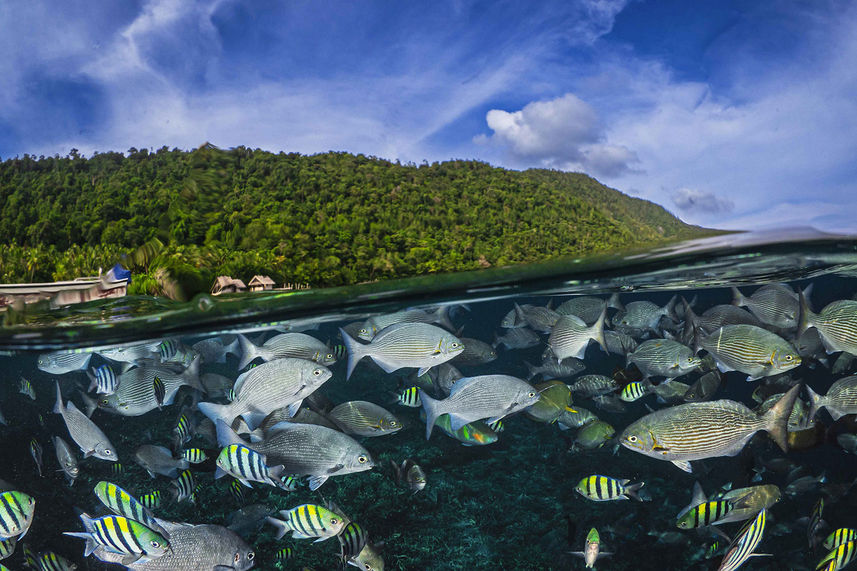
[{"left": 671, "top": 188, "right": 734, "bottom": 215}]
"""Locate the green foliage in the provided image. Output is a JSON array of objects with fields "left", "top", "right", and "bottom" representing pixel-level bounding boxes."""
[{"left": 0, "top": 146, "right": 713, "bottom": 294}]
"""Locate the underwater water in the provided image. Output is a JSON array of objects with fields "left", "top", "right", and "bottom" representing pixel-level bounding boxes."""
[{"left": 3, "top": 230, "right": 857, "bottom": 570}]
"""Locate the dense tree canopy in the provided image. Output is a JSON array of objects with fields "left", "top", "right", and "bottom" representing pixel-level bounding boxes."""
[{"left": 0, "top": 145, "right": 713, "bottom": 295}]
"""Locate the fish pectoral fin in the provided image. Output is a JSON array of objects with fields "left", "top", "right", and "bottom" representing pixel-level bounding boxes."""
[
  {"left": 671, "top": 460, "right": 693, "bottom": 473},
  {"left": 326, "top": 464, "right": 344, "bottom": 474}
]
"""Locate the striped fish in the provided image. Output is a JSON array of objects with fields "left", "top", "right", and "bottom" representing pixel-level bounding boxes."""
[
  {"left": 29, "top": 438, "right": 43, "bottom": 477},
  {"left": 825, "top": 528, "right": 857, "bottom": 551},
  {"left": 341, "top": 323, "right": 464, "bottom": 380},
  {"left": 22, "top": 542, "right": 37, "bottom": 567},
  {"left": 732, "top": 283, "right": 799, "bottom": 328},
  {"left": 338, "top": 521, "right": 369, "bottom": 561},
  {"left": 328, "top": 401, "right": 402, "bottom": 437},
  {"left": 0, "top": 490, "right": 36, "bottom": 539},
  {"left": 547, "top": 311, "right": 606, "bottom": 361},
  {"left": 110, "top": 463, "right": 125, "bottom": 476},
  {"left": 677, "top": 500, "right": 735, "bottom": 529},
  {"left": 18, "top": 378, "right": 35, "bottom": 400},
  {"left": 158, "top": 339, "right": 179, "bottom": 361},
  {"left": 620, "top": 382, "right": 649, "bottom": 402},
  {"left": 36, "top": 551, "right": 77, "bottom": 571},
  {"left": 181, "top": 448, "right": 207, "bottom": 464},
  {"left": 807, "top": 376, "right": 857, "bottom": 421},
  {"left": 274, "top": 547, "right": 293, "bottom": 561},
  {"left": 152, "top": 376, "right": 165, "bottom": 410},
  {"left": 171, "top": 470, "right": 196, "bottom": 504},
  {"left": 809, "top": 498, "right": 825, "bottom": 549},
  {"left": 173, "top": 415, "right": 193, "bottom": 448},
  {"left": 227, "top": 388, "right": 236, "bottom": 402},
  {"left": 215, "top": 444, "right": 284, "bottom": 488},
  {"left": 705, "top": 541, "right": 722, "bottom": 559},
  {"left": 627, "top": 339, "right": 701, "bottom": 379},
  {"left": 37, "top": 351, "right": 92, "bottom": 375},
  {"left": 718, "top": 508, "right": 769, "bottom": 571},
  {"left": 94, "top": 481, "right": 168, "bottom": 538},
  {"left": 63, "top": 513, "right": 169, "bottom": 563},
  {"left": 138, "top": 491, "right": 162, "bottom": 510},
  {"left": 799, "top": 292, "right": 857, "bottom": 356},
  {"left": 358, "top": 307, "right": 453, "bottom": 341},
  {"left": 817, "top": 540, "right": 856, "bottom": 571},
  {"left": 277, "top": 475, "right": 299, "bottom": 492},
  {"left": 488, "top": 419, "right": 505, "bottom": 432},
  {"left": 266, "top": 504, "right": 345, "bottom": 541},
  {"left": 0, "top": 535, "right": 15, "bottom": 560},
  {"left": 238, "top": 332, "right": 337, "bottom": 369},
  {"left": 87, "top": 365, "right": 119, "bottom": 395},
  {"left": 699, "top": 324, "right": 800, "bottom": 380},
  {"left": 574, "top": 475, "right": 644, "bottom": 502},
  {"left": 98, "top": 359, "right": 203, "bottom": 417},
  {"left": 331, "top": 344, "right": 347, "bottom": 361},
  {"left": 397, "top": 386, "right": 422, "bottom": 408},
  {"left": 229, "top": 479, "right": 245, "bottom": 505}
]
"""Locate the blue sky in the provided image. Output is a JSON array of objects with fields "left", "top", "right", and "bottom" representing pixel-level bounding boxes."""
[{"left": 2, "top": 0, "right": 856, "bottom": 231}]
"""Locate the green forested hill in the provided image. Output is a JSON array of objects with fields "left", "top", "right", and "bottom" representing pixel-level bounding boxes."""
[{"left": 0, "top": 145, "right": 713, "bottom": 295}]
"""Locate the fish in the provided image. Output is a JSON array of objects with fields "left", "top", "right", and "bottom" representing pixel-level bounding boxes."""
[
  {"left": 557, "top": 294, "right": 622, "bottom": 324},
  {"left": 525, "top": 381, "right": 575, "bottom": 423},
  {"left": 91, "top": 522, "right": 254, "bottom": 570},
  {"left": 198, "top": 373, "right": 234, "bottom": 399},
  {"left": 18, "top": 378, "right": 35, "bottom": 400},
  {"left": 493, "top": 327, "right": 540, "bottom": 350},
  {"left": 698, "top": 324, "right": 801, "bottom": 380},
  {"left": 266, "top": 504, "right": 345, "bottom": 542},
  {"left": 0, "top": 536, "right": 16, "bottom": 561},
  {"left": 216, "top": 419, "right": 374, "bottom": 491},
  {"left": 152, "top": 376, "right": 165, "bottom": 409},
  {"left": 94, "top": 481, "right": 168, "bottom": 538},
  {"left": 717, "top": 508, "right": 769, "bottom": 571},
  {"left": 37, "top": 351, "right": 92, "bottom": 375},
  {"left": 837, "top": 434, "right": 857, "bottom": 454},
  {"left": 133, "top": 445, "right": 189, "bottom": 478},
  {"left": 275, "top": 547, "right": 293, "bottom": 561},
  {"left": 784, "top": 473, "right": 827, "bottom": 497},
  {"left": 547, "top": 310, "right": 606, "bottom": 361},
  {"left": 36, "top": 551, "right": 78, "bottom": 570},
  {"left": 341, "top": 322, "right": 464, "bottom": 380},
  {"left": 215, "top": 444, "right": 284, "bottom": 488},
  {"left": 604, "top": 329, "right": 638, "bottom": 356},
  {"left": 627, "top": 339, "right": 701, "bottom": 379},
  {"left": 676, "top": 499, "right": 741, "bottom": 529},
  {"left": 799, "top": 292, "right": 857, "bottom": 356},
  {"left": 808, "top": 498, "right": 825, "bottom": 549},
  {"left": 619, "top": 384, "right": 800, "bottom": 472},
  {"left": 817, "top": 540, "right": 856, "bottom": 571},
  {"left": 54, "top": 382, "right": 117, "bottom": 462},
  {"left": 556, "top": 406, "right": 597, "bottom": 430},
  {"left": 237, "top": 332, "right": 337, "bottom": 369},
  {"left": 452, "top": 337, "right": 497, "bottom": 366},
  {"left": 488, "top": 419, "right": 505, "bottom": 432},
  {"left": 592, "top": 394, "right": 627, "bottom": 413},
  {"left": 111, "top": 463, "right": 126, "bottom": 476},
  {"left": 568, "top": 375, "right": 619, "bottom": 398},
  {"left": 619, "top": 381, "right": 651, "bottom": 402},
  {"left": 0, "top": 490, "right": 36, "bottom": 539},
  {"left": 391, "top": 459, "right": 426, "bottom": 494},
  {"left": 807, "top": 376, "right": 857, "bottom": 420},
  {"left": 64, "top": 513, "right": 169, "bottom": 565},
  {"left": 396, "top": 386, "right": 422, "bottom": 408},
  {"left": 569, "top": 527, "right": 611, "bottom": 568},
  {"left": 171, "top": 469, "right": 196, "bottom": 504},
  {"left": 358, "top": 307, "right": 453, "bottom": 340},
  {"left": 683, "top": 303, "right": 763, "bottom": 339},
  {"left": 511, "top": 302, "right": 560, "bottom": 333},
  {"left": 277, "top": 475, "right": 300, "bottom": 492},
  {"left": 86, "top": 365, "right": 119, "bottom": 395},
  {"left": 348, "top": 542, "right": 385, "bottom": 571},
  {"left": 574, "top": 475, "right": 644, "bottom": 501},
  {"left": 180, "top": 448, "right": 207, "bottom": 464},
  {"left": 683, "top": 370, "right": 722, "bottom": 402},
  {"left": 328, "top": 401, "right": 403, "bottom": 437},
  {"left": 711, "top": 485, "right": 781, "bottom": 524},
  {"left": 420, "top": 375, "right": 540, "bottom": 439},
  {"left": 29, "top": 438, "right": 43, "bottom": 477},
  {"left": 338, "top": 521, "right": 369, "bottom": 563},
  {"left": 824, "top": 528, "right": 857, "bottom": 550},
  {"left": 732, "top": 283, "right": 799, "bottom": 329},
  {"left": 573, "top": 420, "right": 614, "bottom": 450},
  {"left": 198, "top": 357, "right": 332, "bottom": 429},
  {"left": 226, "top": 503, "right": 274, "bottom": 537},
  {"left": 192, "top": 336, "right": 241, "bottom": 365},
  {"left": 172, "top": 414, "right": 193, "bottom": 449},
  {"left": 229, "top": 479, "right": 246, "bottom": 505},
  {"left": 524, "top": 357, "right": 586, "bottom": 381},
  {"left": 139, "top": 491, "right": 162, "bottom": 510},
  {"left": 614, "top": 297, "right": 676, "bottom": 335},
  {"left": 433, "top": 413, "right": 499, "bottom": 445},
  {"left": 651, "top": 380, "right": 691, "bottom": 403},
  {"left": 97, "top": 359, "right": 203, "bottom": 417}
]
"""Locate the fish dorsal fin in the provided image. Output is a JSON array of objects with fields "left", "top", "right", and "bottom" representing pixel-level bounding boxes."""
[{"left": 676, "top": 481, "right": 708, "bottom": 519}]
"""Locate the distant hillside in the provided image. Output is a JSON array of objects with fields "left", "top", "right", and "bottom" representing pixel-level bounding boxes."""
[{"left": 0, "top": 145, "right": 715, "bottom": 294}]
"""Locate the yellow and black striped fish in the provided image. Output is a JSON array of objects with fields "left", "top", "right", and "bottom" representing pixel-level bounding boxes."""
[
  {"left": 717, "top": 507, "right": 767, "bottom": 571},
  {"left": 338, "top": 521, "right": 369, "bottom": 561},
  {"left": 94, "top": 481, "right": 167, "bottom": 538},
  {"left": 397, "top": 386, "right": 422, "bottom": 408},
  {"left": 0, "top": 490, "right": 35, "bottom": 539},
  {"left": 216, "top": 444, "right": 283, "bottom": 487},
  {"left": 152, "top": 376, "right": 165, "bottom": 410},
  {"left": 63, "top": 513, "right": 169, "bottom": 561},
  {"left": 825, "top": 528, "right": 857, "bottom": 551},
  {"left": 266, "top": 504, "right": 345, "bottom": 541},
  {"left": 171, "top": 469, "right": 196, "bottom": 504},
  {"left": 0, "top": 536, "right": 15, "bottom": 560},
  {"left": 229, "top": 479, "right": 245, "bottom": 505},
  {"left": 172, "top": 414, "right": 192, "bottom": 448},
  {"left": 619, "top": 381, "right": 649, "bottom": 402},
  {"left": 181, "top": 448, "right": 207, "bottom": 464},
  {"left": 37, "top": 551, "right": 77, "bottom": 571},
  {"left": 139, "top": 491, "right": 162, "bottom": 510},
  {"left": 574, "top": 475, "right": 644, "bottom": 502},
  {"left": 275, "top": 547, "right": 293, "bottom": 561},
  {"left": 817, "top": 540, "right": 856, "bottom": 571},
  {"left": 809, "top": 498, "right": 825, "bottom": 549},
  {"left": 677, "top": 500, "right": 735, "bottom": 529}
]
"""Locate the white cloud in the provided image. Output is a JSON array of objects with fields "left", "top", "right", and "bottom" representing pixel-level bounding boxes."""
[{"left": 671, "top": 188, "right": 734, "bottom": 215}]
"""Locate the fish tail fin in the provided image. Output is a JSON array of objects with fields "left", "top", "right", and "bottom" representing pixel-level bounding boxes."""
[
  {"left": 798, "top": 287, "right": 818, "bottom": 337},
  {"left": 805, "top": 384, "right": 824, "bottom": 423},
  {"left": 523, "top": 361, "right": 538, "bottom": 381},
  {"left": 590, "top": 306, "right": 607, "bottom": 351},
  {"left": 420, "top": 389, "right": 444, "bottom": 440},
  {"left": 731, "top": 286, "right": 748, "bottom": 307},
  {"left": 198, "top": 401, "right": 232, "bottom": 427},
  {"left": 266, "top": 517, "right": 292, "bottom": 540},
  {"left": 237, "top": 334, "right": 260, "bottom": 371},
  {"left": 624, "top": 481, "right": 645, "bottom": 502},
  {"left": 432, "top": 305, "right": 455, "bottom": 332},
  {"left": 214, "top": 418, "right": 247, "bottom": 448},
  {"left": 182, "top": 356, "right": 204, "bottom": 392},
  {"left": 53, "top": 381, "right": 64, "bottom": 414},
  {"left": 607, "top": 292, "right": 624, "bottom": 312},
  {"left": 223, "top": 335, "right": 241, "bottom": 359},
  {"left": 664, "top": 295, "right": 678, "bottom": 321},
  {"left": 762, "top": 383, "right": 801, "bottom": 452},
  {"left": 340, "top": 327, "right": 366, "bottom": 381},
  {"left": 85, "top": 367, "right": 98, "bottom": 392},
  {"left": 79, "top": 392, "right": 98, "bottom": 418}
]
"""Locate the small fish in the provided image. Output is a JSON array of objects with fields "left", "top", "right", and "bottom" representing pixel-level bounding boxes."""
[
  {"left": 547, "top": 311, "right": 606, "bottom": 360},
  {"left": 338, "top": 521, "right": 369, "bottom": 563},
  {"left": 807, "top": 376, "right": 857, "bottom": 421},
  {"left": 238, "top": 332, "right": 337, "bottom": 369},
  {"left": 627, "top": 339, "right": 701, "bottom": 379},
  {"left": 134, "top": 444, "right": 189, "bottom": 478},
  {"left": 717, "top": 508, "right": 769, "bottom": 571},
  {"left": 808, "top": 497, "right": 825, "bottom": 549},
  {"left": 824, "top": 528, "right": 857, "bottom": 551},
  {"left": 0, "top": 536, "right": 15, "bottom": 560},
  {"left": 86, "top": 365, "right": 119, "bottom": 395},
  {"left": 619, "top": 381, "right": 651, "bottom": 402},
  {"left": 732, "top": 283, "right": 799, "bottom": 329},
  {"left": 53, "top": 436, "right": 79, "bottom": 486},
  {"left": 488, "top": 419, "right": 505, "bottom": 432},
  {"left": 153, "top": 376, "right": 166, "bottom": 409},
  {"left": 452, "top": 337, "right": 498, "bottom": 366},
  {"left": 328, "top": 401, "right": 402, "bottom": 437},
  {"left": 29, "top": 438, "right": 43, "bottom": 477},
  {"left": 216, "top": 444, "right": 284, "bottom": 488},
  {"left": 274, "top": 547, "right": 293, "bottom": 561},
  {"left": 391, "top": 459, "right": 426, "bottom": 494},
  {"left": 171, "top": 469, "right": 196, "bottom": 504},
  {"left": 64, "top": 513, "right": 169, "bottom": 564},
  {"left": 817, "top": 540, "right": 856, "bottom": 571},
  {"left": 181, "top": 448, "right": 207, "bottom": 464},
  {"left": 276, "top": 475, "right": 299, "bottom": 492},
  {"left": 525, "top": 357, "right": 586, "bottom": 381},
  {"left": 570, "top": 527, "right": 612, "bottom": 568},
  {"left": 573, "top": 420, "right": 615, "bottom": 450},
  {"left": 266, "top": 504, "right": 345, "bottom": 542},
  {"left": 568, "top": 375, "right": 618, "bottom": 398},
  {"left": 397, "top": 386, "right": 421, "bottom": 408},
  {"left": 54, "top": 382, "right": 117, "bottom": 462},
  {"left": 358, "top": 307, "right": 453, "bottom": 341},
  {"left": 705, "top": 541, "right": 722, "bottom": 559},
  {"left": 557, "top": 294, "right": 622, "bottom": 324},
  {"left": 94, "top": 481, "right": 168, "bottom": 538},
  {"left": 230, "top": 479, "right": 246, "bottom": 505},
  {"left": 677, "top": 500, "right": 738, "bottom": 529},
  {"left": 36, "top": 551, "right": 78, "bottom": 570},
  {"left": 784, "top": 473, "right": 827, "bottom": 497},
  {"left": 110, "top": 463, "right": 125, "bottom": 476},
  {"left": 575, "top": 475, "right": 643, "bottom": 502},
  {"left": 493, "top": 327, "right": 540, "bottom": 350},
  {"left": 0, "top": 490, "right": 36, "bottom": 539},
  {"left": 139, "top": 491, "right": 162, "bottom": 510},
  {"left": 556, "top": 407, "right": 597, "bottom": 430},
  {"left": 37, "top": 351, "right": 92, "bottom": 375},
  {"left": 173, "top": 414, "right": 193, "bottom": 449},
  {"left": 684, "top": 370, "right": 722, "bottom": 402},
  {"left": 433, "top": 414, "right": 498, "bottom": 445},
  {"left": 18, "top": 378, "right": 36, "bottom": 400}
]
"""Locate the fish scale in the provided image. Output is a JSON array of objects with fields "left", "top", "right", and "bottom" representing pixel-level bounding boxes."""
[
  {"left": 100, "top": 362, "right": 200, "bottom": 416},
  {"left": 700, "top": 324, "right": 800, "bottom": 378},
  {"left": 548, "top": 313, "right": 605, "bottom": 361}
]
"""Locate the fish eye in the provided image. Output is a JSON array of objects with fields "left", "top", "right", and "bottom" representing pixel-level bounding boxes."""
[
  {"left": 785, "top": 355, "right": 793, "bottom": 361},
  {"left": 330, "top": 518, "right": 339, "bottom": 525},
  {"left": 104, "top": 450, "right": 113, "bottom": 456},
  {"left": 326, "top": 353, "right": 334, "bottom": 360},
  {"left": 389, "top": 420, "right": 399, "bottom": 427},
  {"left": 100, "top": 399, "right": 109, "bottom": 405},
  {"left": 627, "top": 435, "right": 638, "bottom": 443},
  {"left": 247, "top": 552, "right": 255, "bottom": 561},
  {"left": 358, "top": 455, "right": 367, "bottom": 463},
  {"left": 528, "top": 391, "right": 536, "bottom": 398},
  {"left": 313, "top": 369, "right": 322, "bottom": 376}
]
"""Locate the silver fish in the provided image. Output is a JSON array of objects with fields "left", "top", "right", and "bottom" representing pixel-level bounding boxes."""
[
  {"left": 134, "top": 445, "right": 189, "bottom": 478},
  {"left": 192, "top": 335, "right": 240, "bottom": 365},
  {"left": 53, "top": 382, "right": 117, "bottom": 462},
  {"left": 556, "top": 406, "right": 597, "bottom": 430},
  {"left": 547, "top": 311, "right": 606, "bottom": 361},
  {"left": 568, "top": 375, "right": 618, "bottom": 398},
  {"left": 699, "top": 324, "right": 801, "bottom": 380},
  {"left": 217, "top": 420, "right": 374, "bottom": 491},
  {"left": 342, "top": 323, "right": 463, "bottom": 380},
  {"left": 800, "top": 292, "right": 857, "bottom": 356},
  {"left": 614, "top": 297, "right": 676, "bottom": 336},
  {"left": 198, "top": 358, "right": 332, "bottom": 429},
  {"left": 198, "top": 373, "right": 234, "bottom": 399},
  {"left": 732, "top": 283, "right": 798, "bottom": 329},
  {"left": 327, "top": 401, "right": 402, "bottom": 437},
  {"left": 358, "top": 307, "right": 453, "bottom": 341},
  {"left": 512, "top": 302, "right": 560, "bottom": 333},
  {"left": 452, "top": 338, "right": 497, "bottom": 366},
  {"left": 604, "top": 330, "right": 638, "bottom": 356},
  {"left": 651, "top": 380, "right": 691, "bottom": 403},
  {"left": 627, "top": 339, "right": 701, "bottom": 379},
  {"left": 95, "top": 341, "right": 161, "bottom": 364},
  {"left": 237, "top": 332, "right": 336, "bottom": 369},
  {"left": 493, "top": 327, "right": 540, "bottom": 350},
  {"left": 53, "top": 437, "right": 80, "bottom": 486},
  {"left": 619, "top": 384, "right": 800, "bottom": 472},
  {"left": 226, "top": 503, "right": 274, "bottom": 538},
  {"left": 683, "top": 371, "right": 722, "bottom": 402},
  {"left": 92, "top": 522, "right": 254, "bottom": 570},
  {"left": 681, "top": 302, "right": 762, "bottom": 345},
  {"left": 807, "top": 376, "right": 857, "bottom": 420},
  {"left": 525, "top": 357, "right": 585, "bottom": 381},
  {"left": 98, "top": 358, "right": 203, "bottom": 417},
  {"left": 420, "top": 375, "right": 540, "bottom": 439},
  {"left": 557, "top": 294, "right": 622, "bottom": 324},
  {"left": 37, "top": 351, "right": 93, "bottom": 374}
]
